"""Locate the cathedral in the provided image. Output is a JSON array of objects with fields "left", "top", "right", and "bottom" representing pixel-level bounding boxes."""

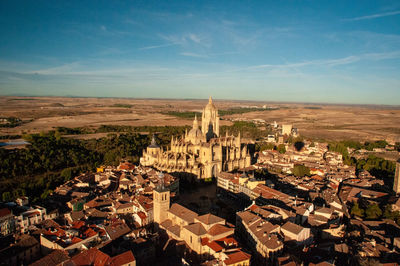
[{"left": 140, "top": 97, "right": 252, "bottom": 180}]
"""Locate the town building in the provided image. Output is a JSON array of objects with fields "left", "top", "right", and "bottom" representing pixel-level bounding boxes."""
[
  {"left": 0, "top": 208, "right": 16, "bottom": 236},
  {"left": 153, "top": 184, "right": 250, "bottom": 264},
  {"left": 140, "top": 97, "right": 252, "bottom": 179}
]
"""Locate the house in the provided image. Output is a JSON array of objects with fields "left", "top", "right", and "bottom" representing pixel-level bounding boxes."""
[
  {"left": 314, "top": 207, "right": 333, "bottom": 220},
  {"left": 0, "top": 208, "right": 16, "bottom": 236},
  {"left": 280, "top": 221, "right": 311, "bottom": 244},
  {"left": 17, "top": 206, "right": 47, "bottom": 233},
  {"left": 69, "top": 247, "right": 136, "bottom": 266},
  {"left": 236, "top": 210, "right": 283, "bottom": 260},
  {"left": 0, "top": 234, "right": 40, "bottom": 266},
  {"left": 30, "top": 250, "right": 70, "bottom": 266}
]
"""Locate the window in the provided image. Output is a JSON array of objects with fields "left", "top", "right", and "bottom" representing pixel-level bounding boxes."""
[{"left": 190, "top": 236, "right": 192, "bottom": 243}]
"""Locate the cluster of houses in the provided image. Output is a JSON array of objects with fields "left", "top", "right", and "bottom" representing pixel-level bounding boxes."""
[
  {"left": 215, "top": 141, "right": 400, "bottom": 264},
  {"left": 0, "top": 162, "right": 181, "bottom": 266},
  {"left": 1, "top": 139, "right": 400, "bottom": 265}
]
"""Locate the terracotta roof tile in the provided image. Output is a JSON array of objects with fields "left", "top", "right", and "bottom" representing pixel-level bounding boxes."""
[
  {"left": 71, "top": 248, "right": 111, "bottom": 266},
  {"left": 184, "top": 223, "right": 206, "bottom": 236},
  {"left": 223, "top": 250, "right": 251, "bottom": 265},
  {"left": 0, "top": 208, "right": 11, "bottom": 218},
  {"left": 169, "top": 203, "right": 198, "bottom": 224},
  {"left": 110, "top": 250, "right": 136, "bottom": 266},
  {"left": 196, "top": 213, "right": 224, "bottom": 225},
  {"left": 207, "top": 224, "right": 234, "bottom": 236}
]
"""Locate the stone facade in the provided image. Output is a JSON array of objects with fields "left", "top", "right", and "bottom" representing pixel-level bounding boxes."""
[{"left": 140, "top": 97, "right": 251, "bottom": 180}]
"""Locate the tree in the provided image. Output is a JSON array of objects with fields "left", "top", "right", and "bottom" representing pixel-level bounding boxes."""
[
  {"left": 2, "top": 192, "right": 11, "bottom": 202},
  {"left": 256, "top": 142, "right": 274, "bottom": 152},
  {"left": 276, "top": 144, "right": 286, "bottom": 154},
  {"left": 54, "top": 130, "right": 61, "bottom": 141},
  {"left": 365, "top": 203, "right": 382, "bottom": 219},
  {"left": 61, "top": 168, "right": 73, "bottom": 182},
  {"left": 292, "top": 164, "right": 310, "bottom": 177},
  {"left": 294, "top": 141, "right": 305, "bottom": 151},
  {"left": 383, "top": 204, "right": 400, "bottom": 222},
  {"left": 40, "top": 189, "right": 52, "bottom": 200},
  {"left": 351, "top": 202, "right": 364, "bottom": 218}
]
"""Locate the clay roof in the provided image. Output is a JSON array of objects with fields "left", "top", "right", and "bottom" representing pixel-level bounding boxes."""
[
  {"left": 237, "top": 210, "right": 260, "bottom": 226},
  {"left": 70, "top": 210, "right": 85, "bottom": 221},
  {"left": 223, "top": 250, "right": 251, "bottom": 265},
  {"left": 315, "top": 207, "right": 333, "bottom": 214},
  {"left": 196, "top": 213, "right": 224, "bottom": 225},
  {"left": 87, "top": 208, "right": 108, "bottom": 218},
  {"left": 184, "top": 223, "right": 207, "bottom": 236},
  {"left": 281, "top": 221, "right": 304, "bottom": 235},
  {"left": 110, "top": 250, "right": 135, "bottom": 266},
  {"left": 169, "top": 203, "right": 198, "bottom": 224},
  {"left": 30, "top": 250, "right": 70, "bottom": 266},
  {"left": 0, "top": 208, "right": 11, "bottom": 218},
  {"left": 71, "top": 248, "right": 111, "bottom": 266},
  {"left": 38, "top": 219, "right": 60, "bottom": 229},
  {"left": 105, "top": 221, "right": 131, "bottom": 240},
  {"left": 252, "top": 184, "right": 289, "bottom": 199},
  {"left": 206, "top": 240, "right": 224, "bottom": 252},
  {"left": 16, "top": 234, "right": 39, "bottom": 248},
  {"left": 71, "top": 237, "right": 82, "bottom": 244},
  {"left": 207, "top": 224, "right": 233, "bottom": 236}
]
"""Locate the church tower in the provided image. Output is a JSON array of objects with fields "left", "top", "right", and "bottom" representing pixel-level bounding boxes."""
[
  {"left": 202, "top": 96, "right": 220, "bottom": 140},
  {"left": 394, "top": 160, "right": 400, "bottom": 194},
  {"left": 153, "top": 173, "right": 170, "bottom": 225}
]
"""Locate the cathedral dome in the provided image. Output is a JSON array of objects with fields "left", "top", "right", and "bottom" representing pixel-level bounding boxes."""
[
  {"left": 188, "top": 115, "right": 203, "bottom": 138},
  {"left": 204, "top": 96, "right": 217, "bottom": 113},
  {"left": 188, "top": 128, "right": 203, "bottom": 138}
]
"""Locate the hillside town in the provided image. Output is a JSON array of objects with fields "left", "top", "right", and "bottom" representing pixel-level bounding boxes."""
[{"left": 1, "top": 99, "right": 400, "bottom": 266}]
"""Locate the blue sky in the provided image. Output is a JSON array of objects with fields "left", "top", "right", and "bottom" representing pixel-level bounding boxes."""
[{"left": 0, "top": 1, "right": 399, "bottom": 104}]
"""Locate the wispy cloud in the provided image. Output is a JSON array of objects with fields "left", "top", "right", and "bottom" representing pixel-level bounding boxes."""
[
  {"left": 139, "top": 43, "right": 178, "bottom": 50},
  {"left": 160, "top": 33, "right": 211, "bottom": 48},
  {"left": 245, "top": 51, "right": 400, "bottom": 70},
  {"left": 343, "top": 10, "right": 400, "bottom": 21},
  {"left": 180, "top": 52, "right": 208, "bottom": 58}
]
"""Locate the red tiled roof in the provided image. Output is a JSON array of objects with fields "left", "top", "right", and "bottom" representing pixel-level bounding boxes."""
[
  {"left": 248, "top": 204, "right": 259, "bottom": 212},
  {"left": 71, "top": 248, "right": 111, "bottom": 266},
  {"left": 201, "top": 237, "right": 209, "bottom": 246},
  {"left": 71, "top": 237, "right": 82, "bottom": 244},
  {"left": 223, "top": 250, "right": 251, "bottom": 265},
  {"left": 0, "top": 208, "right": 11, "bottom": 217},
  {"left": 207, "top": 224, "right": 233, "bottom": 236},
  {"left": 44, "top": 228, "right": 66, "bottom": 238},
  {"left": 218, "top": 236, "right": 238, "bottom": 247},
  {"left": 206, "top": 240, "right": 224, "bottom": 252},
  {"left": 110, "top": 250, "right": 136, "bottom": 266},
  {"left": 84, "top": 228, "right": 97, "bottom": 237},
  {"left": 252, "top": 184, "right": 289, "bottom": 199},
  {"left": 72, "top": 220, "right": 85, "bottom": 229},
  {"left": 137, "top": 211, "right": 147, "bottom": 220}
]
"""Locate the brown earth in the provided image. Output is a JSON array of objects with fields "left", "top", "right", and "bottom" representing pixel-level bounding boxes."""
[{"left": 0, "top": 96, "right": 399, "bottom": 143}]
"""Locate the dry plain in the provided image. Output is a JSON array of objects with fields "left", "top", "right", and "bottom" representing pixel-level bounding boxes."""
[{"left": 0, "top": 96, "right": 399, "bottom": 143}]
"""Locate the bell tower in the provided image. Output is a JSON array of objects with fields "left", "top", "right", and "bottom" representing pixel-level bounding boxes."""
[
  {"left": 202, "top": 96, "right": 220, "bottom": 140},
  {"left": 153, "top": 173, "right": 170, "bottom": 225}
]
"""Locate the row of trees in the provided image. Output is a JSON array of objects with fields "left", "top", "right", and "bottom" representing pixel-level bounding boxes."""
[
  {"left": 0, "top": 124, "right": 205, "bottom": 203},
  {"left": 351, "top": 202, "right": 400, "bottom": 224},
  {"left": 0, "top": 130, "right": 152, "bottom": 203}
]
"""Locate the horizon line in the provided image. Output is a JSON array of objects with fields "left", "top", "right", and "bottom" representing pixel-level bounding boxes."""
[{"left": 1, "top": 94, "right": 400, "bottom": 108}]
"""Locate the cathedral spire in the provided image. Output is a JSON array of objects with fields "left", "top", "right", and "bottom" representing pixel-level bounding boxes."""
[
  {"left": 193, "top": 114, "right": 199, "bottom": 129},
  {"left": 151, "top": 134, "right": 156, "bottom": 146},
  {"left": 209, "top": 96, "right": 212, "bottom": 104}
]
